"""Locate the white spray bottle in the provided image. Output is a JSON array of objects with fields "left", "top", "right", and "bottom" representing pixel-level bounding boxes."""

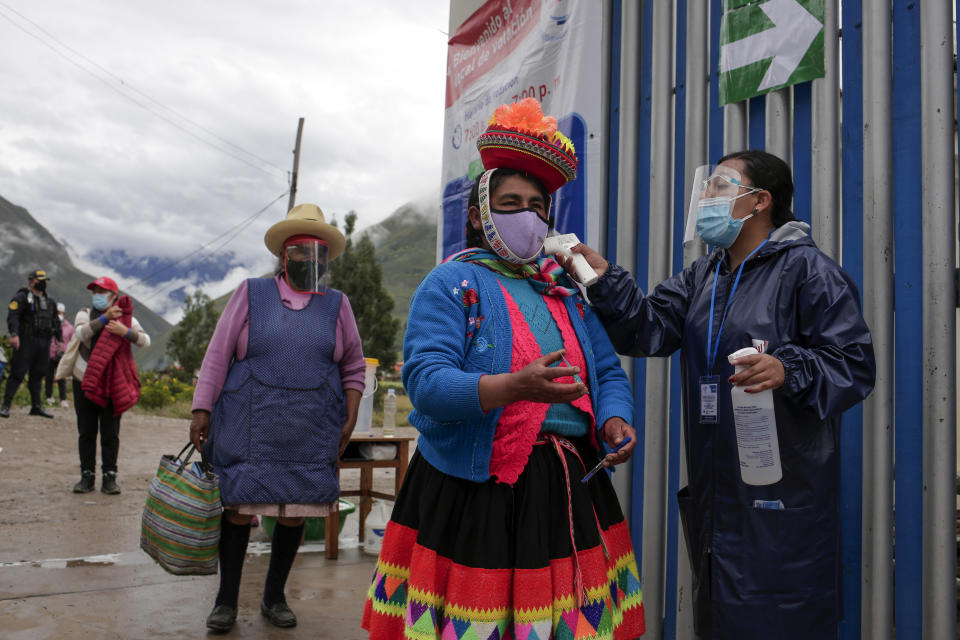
[{"left": 728, "top": 346, "right": 782, "bottom": 485}]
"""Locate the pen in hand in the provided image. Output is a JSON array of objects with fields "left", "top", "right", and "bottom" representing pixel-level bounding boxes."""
[{"left": 581, "top": 435, "right": 633, "bottom": 483}]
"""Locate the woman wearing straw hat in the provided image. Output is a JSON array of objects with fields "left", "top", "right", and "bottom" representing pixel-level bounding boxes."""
[
  {"left": 190, "top": 204, "right": 366, "bottom": 632},
  {"left": 362, "top": 99, "right": 645, "bottom": 639}
]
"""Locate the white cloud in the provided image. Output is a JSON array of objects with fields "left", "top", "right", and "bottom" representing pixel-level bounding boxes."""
[{"left": 0, "top": 0, "right": 449, "bottom": 317}]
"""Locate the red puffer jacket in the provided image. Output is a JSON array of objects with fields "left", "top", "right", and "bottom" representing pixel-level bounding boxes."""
[{"left": 81, "top": 295, "right": 141, "bottom": 415}]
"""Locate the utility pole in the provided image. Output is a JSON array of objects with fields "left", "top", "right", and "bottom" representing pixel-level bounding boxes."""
[{"left": 287, "top": 117, "right": 304, "bottom": 213}]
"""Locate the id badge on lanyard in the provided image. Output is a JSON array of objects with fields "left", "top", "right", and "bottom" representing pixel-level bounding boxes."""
[
  {"left": 699, "top": 375, "right": 719, "bottom": 424},
  {"left": 701, "top": 239, "right": 768, "bottom": 425}
]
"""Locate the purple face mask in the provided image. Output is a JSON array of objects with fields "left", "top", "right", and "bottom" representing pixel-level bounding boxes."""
[{"left": 489, "top": 208, "right": 549, "bottom": 262}]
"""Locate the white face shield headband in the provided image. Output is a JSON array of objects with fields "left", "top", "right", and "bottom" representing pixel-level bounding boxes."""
[
  {"left": 282, "top": 236, "right": 330, "bottom": 294},
  {"left": 478, "top": 169, "right": 553, "bottom": 264}
]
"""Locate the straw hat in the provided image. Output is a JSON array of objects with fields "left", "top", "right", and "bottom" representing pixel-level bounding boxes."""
[{"left": 264, "top": 204, "right": 346, "bottom": 259}]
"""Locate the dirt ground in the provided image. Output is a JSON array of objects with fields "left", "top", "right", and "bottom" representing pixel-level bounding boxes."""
[{"left": 0, "top": 406, "right": 404, "bottom": 639}]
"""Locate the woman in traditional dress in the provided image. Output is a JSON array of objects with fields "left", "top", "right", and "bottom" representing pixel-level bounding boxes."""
[
  {"left": 362, "top": 99, "right": 646, "bottom": 639},
  {"left": 190, "top": 204, "right": 365, "bottom": 632}
]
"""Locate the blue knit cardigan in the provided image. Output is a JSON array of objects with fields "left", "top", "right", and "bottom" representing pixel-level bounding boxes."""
[{"left": 402, "top": 258, "right": 635, "bottom": 482}]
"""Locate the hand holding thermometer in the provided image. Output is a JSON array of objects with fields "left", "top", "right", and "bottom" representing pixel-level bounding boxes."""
[
  {"left": 541, "top": 233, "right": 599, "bottom": 286},
  {"left": 581, "top": 435, "right": 633, "bottom": 483}
]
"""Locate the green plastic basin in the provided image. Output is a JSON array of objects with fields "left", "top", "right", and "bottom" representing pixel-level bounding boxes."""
[{"left": 260, "top": 498, "right": 356, "bottom": 540}]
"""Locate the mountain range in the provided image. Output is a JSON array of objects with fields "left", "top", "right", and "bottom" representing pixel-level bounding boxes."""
[
  {"left": 0, "top": 192, "right": 440, "bottom": 371},
  {"left": 0, "top": 195, "right": 171, "bottom": 344}
]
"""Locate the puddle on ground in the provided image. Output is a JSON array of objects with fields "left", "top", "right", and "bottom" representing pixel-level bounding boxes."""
[{"left": 0, "top": 539, "right": 363, "bottom": 568}]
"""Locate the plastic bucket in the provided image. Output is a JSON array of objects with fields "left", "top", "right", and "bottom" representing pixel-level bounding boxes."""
[
  {"left": 355, "top": 357, "right": 379, "bottom": 434},
  {"left": 260, "top": 499, "right": 356, "bottom": 541}
]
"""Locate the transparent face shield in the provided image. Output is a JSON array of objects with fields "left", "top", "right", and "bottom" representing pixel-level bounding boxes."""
[
  {"left": 683, "top": 164, "right": 755, "bottom": 245},
  {"left": 282, "top": 236, "right": 329, "bottom": 294}
]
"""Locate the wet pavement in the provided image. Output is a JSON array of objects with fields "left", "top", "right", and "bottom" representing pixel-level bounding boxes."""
[{"left": 0, "top": 409, "right": 387, "bottom": 639}]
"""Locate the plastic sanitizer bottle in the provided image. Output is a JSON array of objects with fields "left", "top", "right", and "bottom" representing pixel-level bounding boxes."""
[
  {"left": 728, "top": 346, "right": 782, "bottom": 485},
  {"left": 382, "top": 388, "right": 397, "bottom": 437}
]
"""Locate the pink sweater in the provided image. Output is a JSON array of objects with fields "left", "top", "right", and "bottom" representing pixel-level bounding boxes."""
[{"left": 191, "top": 276, "right": 366, "bottom": 412}]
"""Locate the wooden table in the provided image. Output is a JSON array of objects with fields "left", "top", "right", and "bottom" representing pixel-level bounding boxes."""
[{"left": 325, "top": 427, "right": 417, "bottom": 559}]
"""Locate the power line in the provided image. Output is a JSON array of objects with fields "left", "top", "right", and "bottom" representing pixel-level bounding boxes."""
[
  {"left": 129, "top": 191, "right": 288, "bottom": 300},
  {"left": 0, "top": 3, "right": 288, "bottom": 179}
]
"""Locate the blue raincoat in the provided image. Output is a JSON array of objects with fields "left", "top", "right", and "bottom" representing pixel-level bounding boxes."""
[{"left": 587, "top": 222, "right": 875, "bottom": 639}]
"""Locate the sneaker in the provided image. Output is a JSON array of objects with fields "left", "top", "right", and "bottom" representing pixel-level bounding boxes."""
[
  {"left": 101, "top": 471, "right": 121, "bottom": 495},
  {"left": 205, "top": 604, "right": 237, "bottom": 632},
  {"left": 46, "top": 397, "right": 55, "bottom": 405},
  {"left": 60, "top": 400, "right": 69, "bottom": 408},
  {"left": 29, "top": 406, "right": 54, "bottom": 419},
  {"left": 0, "top": 404, "right": 9, "bottom": 418},
  {"left": 73, "top": 471, "right": 95, "bottom": 493},
  {"left": 261, "top": 600, "right": 297, "bottom": 628}
]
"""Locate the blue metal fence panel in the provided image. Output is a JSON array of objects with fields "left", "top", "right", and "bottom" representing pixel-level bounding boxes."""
[
  {"left": 891, "top": 1, "right": 923, "bottom": 637},
  {"left": 839, "top": 1, "right": 865, "bottom": 638},
  {"left": 663, "top": 3, "right": 687, "bottom": 637},
  {"left": 709, "top": 0, "right": 724, "bottom": 162},
  {"left": 605, "top": 0, "right": 623, "bottom": 264},
  {"left": 630, "top": 0, "right": 655, "bottom": 569},
  {"left": 749, "top": 98, "right": 765, "bottom": 150},
  {"left": 792, "top": 83, "right": 813, "bottom": 224}
]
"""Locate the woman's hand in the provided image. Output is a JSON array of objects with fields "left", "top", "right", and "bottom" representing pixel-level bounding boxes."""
[
  {"left": 105, "top": 320, "right": 127, "bottom": 336},
  {"left": 104, "top": 305, "right": 122, "bottom": 320},
  {"left": 600, "top": 417, "right": 637, "bottom": 468},
  {"left": 190, "top": 410, "right": 211, "bottom": 450},
  {"left": 728, "top": 353, "right": 785, "bottom": 392},
  {"left": 555, "top": 243, "right": 610, "bottom": 280},
  {"left": 478, "top": 350, "right": 586, "bottom": 411}
]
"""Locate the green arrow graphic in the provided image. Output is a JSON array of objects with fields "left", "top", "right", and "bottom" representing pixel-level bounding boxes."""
[{"left": 719, "top": 0, "right": 824, "bottom": 105}]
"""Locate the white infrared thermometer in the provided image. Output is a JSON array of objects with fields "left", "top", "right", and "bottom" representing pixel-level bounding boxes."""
[{"left": 542, "top": 233, "right": 599, "bottom": 286}]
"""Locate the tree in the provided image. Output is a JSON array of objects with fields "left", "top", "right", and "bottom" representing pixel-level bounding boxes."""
[
  {"left": 329, "top": 211, "right": 400, "bottom": 370},
  {"left": 166, "top": 291, "right": 220, "bottom": 377}
]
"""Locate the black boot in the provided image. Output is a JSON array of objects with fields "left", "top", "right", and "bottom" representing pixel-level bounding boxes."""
[
  {"left": 261, "top": 522, "right": 304, "bottom": 628},
  {"left": 29, "top": 405, "right": 54, "bottom": 418},
  {"left": 209, "top": 518, "right": 251, "bottom": 631},
  {"left": 0, "top": 403, "right": 10, "bottom": 418},
  {"left": 72, "top": 470, "right": 95, "bottom": 493},
  {"left": 101, "top": 471, "right": 121, "bottom": 494}
]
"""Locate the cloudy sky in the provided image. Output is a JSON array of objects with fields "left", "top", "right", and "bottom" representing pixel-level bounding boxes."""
[{"left": 0, "top": 1, "right": 450, "bottom": 320}]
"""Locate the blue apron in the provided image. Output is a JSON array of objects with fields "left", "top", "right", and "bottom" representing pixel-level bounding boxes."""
[{"left": 209, "top": 277, "right": 345, "bottom": 505}]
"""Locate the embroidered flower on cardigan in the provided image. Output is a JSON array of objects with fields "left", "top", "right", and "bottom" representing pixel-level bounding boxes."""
[{"left": 461, "top": 288, "right": 479, "bottom": 306}]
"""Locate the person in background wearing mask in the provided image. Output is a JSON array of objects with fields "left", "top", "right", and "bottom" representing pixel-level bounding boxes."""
[
  {"left": 1, "top": 269, "right": 61, "bottom": 419},
  {"left": 558, "top": 150, "right": 876, "bottom": 640},
  {"left": 69, "top": 276, "right": 150, "bottom": 495},
  {"left": 189, "top": 204, "right": 365, "bottom": 633},
  {"left": 46, "top": 302, "right": 73, "bottom": 408}
]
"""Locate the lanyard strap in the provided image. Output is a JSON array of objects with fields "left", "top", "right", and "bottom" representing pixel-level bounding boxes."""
[{"left": 706, "top": 239, "right": 769, "bottom": 375}]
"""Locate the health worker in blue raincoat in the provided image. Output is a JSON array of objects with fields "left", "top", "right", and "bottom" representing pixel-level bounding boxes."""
[{"left": 557, "top": 150, "right": 876, "bottom": 640}]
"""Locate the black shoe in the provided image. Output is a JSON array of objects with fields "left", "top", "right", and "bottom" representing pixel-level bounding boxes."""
[
  {"left": 73, "top": 471, "right": 95, "bottom": 493},
  {"left": 0, "top": 404, "right": 9, "bottom": 418},
  {"left": 29, "top": 406, "right": 54, "bottom": 418},
  {"left": 101, "top": 471, "right": 121, "bottom": 494},
  {"left": 260, "top": 600, "right": 297, "bottom": 628},
  {"left": 205, "top": 604, "right": 237, "bottom": 632}
]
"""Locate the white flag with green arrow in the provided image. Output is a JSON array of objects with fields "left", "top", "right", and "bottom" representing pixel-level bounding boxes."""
[{"left": 719, "top": 0, "right": 825, "bottom": 105}]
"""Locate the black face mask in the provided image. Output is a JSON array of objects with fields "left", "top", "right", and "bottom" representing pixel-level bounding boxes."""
[
  {"left": 285, "top": 260, "right": 326, "bottom": 291},
  {"left": 34, "top": 280, "right": 47, "bottom": 293}
]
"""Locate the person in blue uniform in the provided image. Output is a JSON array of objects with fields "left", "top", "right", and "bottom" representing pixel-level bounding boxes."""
[
  {"left": 1, "top": 269, "right": 61, "bottom": 419},
  {"left": 559, "top": 150, "right": 876, "bottom": 640}
]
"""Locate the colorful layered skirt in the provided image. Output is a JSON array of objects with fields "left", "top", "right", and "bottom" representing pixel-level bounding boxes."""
[{"left": 362, "top": 435, "right": 645, "bottom": 639}]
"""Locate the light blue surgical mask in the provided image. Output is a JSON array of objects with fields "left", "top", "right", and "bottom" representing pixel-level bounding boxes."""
[
  {"left": 91, "top": 293, "right": 111, "bottom": 311},
  {"left": 696, "top": 196, "right": 755, "bottom": 248}
]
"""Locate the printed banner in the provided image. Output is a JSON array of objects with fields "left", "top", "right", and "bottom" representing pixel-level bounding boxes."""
[
  {"left": 440, "top": 0, "right": 603, "bottom": 259},
  {"left": 719, "top": 0, "right": 825, "bottom": 105}
]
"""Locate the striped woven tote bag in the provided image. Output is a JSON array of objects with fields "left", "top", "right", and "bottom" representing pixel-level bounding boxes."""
[{"left": 140, "top": 443, "right": 222, "bottom": 575}]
